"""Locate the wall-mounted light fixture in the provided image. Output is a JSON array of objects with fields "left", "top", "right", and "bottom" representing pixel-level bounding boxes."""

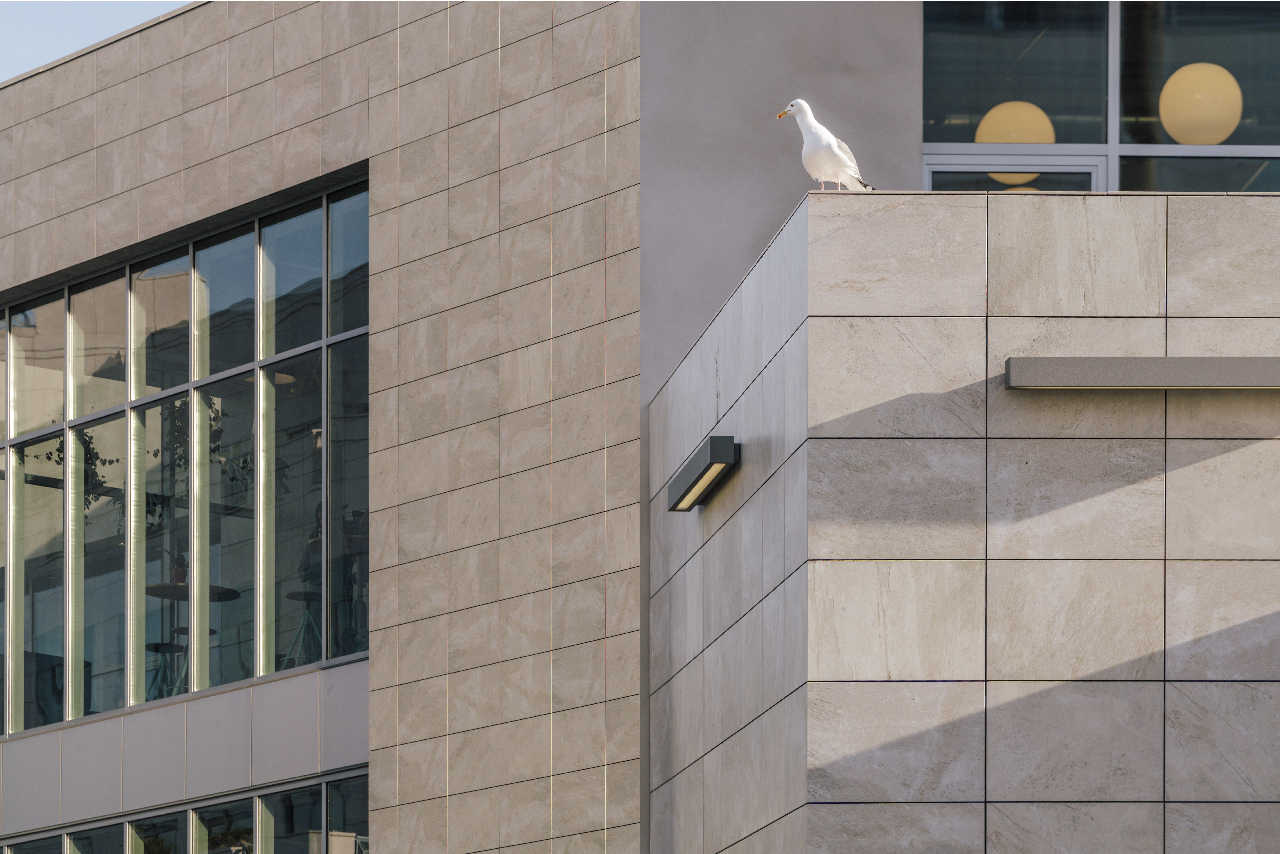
[
  {"left": 668, "top": 436, "right": 740, "bottom": 511},
  {"left": 1006, "top": 356, "right": 1280, "bottom": 389}
]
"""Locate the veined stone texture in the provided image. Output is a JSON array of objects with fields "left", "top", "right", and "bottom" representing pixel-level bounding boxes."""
[{"left": 650, "top": 193, "right": 1280, "bottom": 853}]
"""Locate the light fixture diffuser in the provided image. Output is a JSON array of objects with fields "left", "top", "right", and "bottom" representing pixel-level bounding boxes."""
[{"left": 668, "top": 436, "right": 740, "bottom": 511}]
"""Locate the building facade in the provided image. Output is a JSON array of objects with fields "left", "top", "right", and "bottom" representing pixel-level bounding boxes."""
[{"left": 1, "top": 2, "right": 1279, "bottom": 854}]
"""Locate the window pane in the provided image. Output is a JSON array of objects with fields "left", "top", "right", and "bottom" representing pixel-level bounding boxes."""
[
  {"left": 266, "top": 352, "right": 323, "bottom": 672},
  {"left": 0, "top": 455, "right": 5, "bottom": 731},
  {"left": 71, "top": 272, "right": 128, "bottom": 419},
  {"left": 329, "top": 186, "right": 369, "bottom": 335},
  {"left": 327, "top": 776, "right": 369, "bottom": 854},
  {"left": 201, "top": 374, "right": 255, "bottom": 687},
  {"left": 329, "top": 337, "right": 368, "bottom": 658},
  {"left": 71, "top": 824, "right": 125, "bottom": 854},
  {"left": 0, "top": 308, "right": 7, "bottom": 439},
  {"left": 132, "top": 250, "right": 191, "bottom": 397},
  {"left": 924, "top": 2, "right": 1108, "bottom": 144},
  {"left": 76, "top": 415, "right": 128, "bottom": 716},
  {"left": 262, "top": 785, "right": 322, "bottom": 854},
  {"left": 930, "top": 170, "right": 1094, "bottom": 191},
  {"left": 11, "top": 837, "right": 63, "bottom": 854},
  {"left": 195, "top": 226, "right": 256, "bottom": 378},
  {"left": 141, "top": 394, "right": 191, "bottom": 700},
  {"left": 194, "top": 799, "right": 254, "bottom": 854},
  {"left": 1122, "top": 2, "right": 1280, "bottom": 145},
  {"left": 16, "top": 432, "right": 65, "bottom": 729},
  {"left": 11, "top": 292, "right": 66, "bottom": 436},
  {"left": 131, "top": 812, "right": 187, "bottom": 854},
  {"left": 263, "top": 201, "right": 323, "bottom": 357},
  {"left": 1120, "top": 156, "right": 1280, "bottom": 191}
]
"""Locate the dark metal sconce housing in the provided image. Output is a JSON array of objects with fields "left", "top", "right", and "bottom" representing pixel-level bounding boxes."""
[
  {"left": 668, "top": 436, "right": 740, "bottom": 511},
  {"left": 1006, "top": 356, "right": 1280, "bottom": 389}
]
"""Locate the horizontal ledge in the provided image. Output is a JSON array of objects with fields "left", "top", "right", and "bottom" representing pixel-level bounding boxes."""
[{"left": 1006, "top": 357, "right": 1280, "bottom": 389}]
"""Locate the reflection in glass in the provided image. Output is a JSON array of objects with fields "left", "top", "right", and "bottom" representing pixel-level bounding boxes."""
[
  {"left": 263, "top": 201, "right": 323, "bottom": 357},
  {"left": 930, "top": 171, "right": 1094, "bottom": 191},
  {"left": 0, "top": 307, "right": 6, "bottom": 439},
  {"left": 132, "top": 250, "right": 191, "bottom": 398},
  {"left": 196, "top": 226, "right": 257, "bottom": 378},
  {"left": 329, "top": 186, "right": 369, "bottom": 335},
  {"left": 328, "top": 776, "right": 369, "bottom": 854},
  {"left": 262, "top": 786, "right": 322, "bottom": 854},
  {"left": 71, "top": 824, "right": 125, "bottom": 854},
  {"left": 924, "top": 2, "right": 1107, "bottom": 144},
  {"left": 1122, "top": 2, "right": 1280, "bottom": 145},
  {"left": 11, "top": 837, "right": 63, "bottom": 854},
  {"left": 131, "top": 812, "right": 187, "bottom": 854},
  {"left": 74, "top": 415, "right": 128, "bottom": 716},
  {"left": 329, "top": 338, "right": 368, "bottom": 658},
  {"left": 0, "top": 457, "right": 5, "bottom": 731},
  {"left": 266, "top": 352, "right": 323, "bottom": 672},
  {"left": 195, "top": 799, "right": 254, "bottom": 854},
  {"left": 200, "top": 375, "right": 255, "bottom": 687},
  {"left": 141, "top": 394, "right": 191, "bottom": 701},
  {"left": 71, "top": 272, "right": 128, "bottom": 419},
  {"left": 15, "top": 433, "right": 65, "bottom": 729},
  {"left": 11, "top": 292, "right": 66, "bottom": 436},
  {"left": 1120, "top": 156, "right": 1280, "bottom": 191}
]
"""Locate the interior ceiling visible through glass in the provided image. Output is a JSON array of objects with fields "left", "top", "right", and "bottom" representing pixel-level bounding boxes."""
[{"left": 924, "top": 1, "right": 1109, "bottom": 144}]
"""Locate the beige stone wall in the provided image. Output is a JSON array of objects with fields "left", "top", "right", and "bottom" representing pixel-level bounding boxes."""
[
  {"left": 363, "top": 3, "right": 643, "bottom": 854},
  {"left": 0, "top": 3, "right": 642, "bottom": 852},
  {"left": 651, "top": 192, "right": 1280, "bottom": 852}
]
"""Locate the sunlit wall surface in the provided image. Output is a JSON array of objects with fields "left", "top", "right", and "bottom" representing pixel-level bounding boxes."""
[
  {"left": 923, "top": 1, "right": 1280, "bottom": 191},
  {"left": 5, "top": 774, "right": 366, "bottom": 854},
  {"left": 0, "top": 184, "right": 369, "bottom": 732}
]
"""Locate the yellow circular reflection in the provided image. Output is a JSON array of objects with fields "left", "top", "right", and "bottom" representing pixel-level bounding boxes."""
[
  {"left": 975, "top": 101, "right": 1056, "bottom": 184},
  {"left": 1159, "top": 62, "right": 1242, "bottom": 145},
  {"left": 1002, "top": 186, "right": 1040, "bottom": 192}
]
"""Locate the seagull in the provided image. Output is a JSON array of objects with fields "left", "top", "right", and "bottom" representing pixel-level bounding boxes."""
[{"left": 777, "top": 99, "right": 874, "bottom": 192}]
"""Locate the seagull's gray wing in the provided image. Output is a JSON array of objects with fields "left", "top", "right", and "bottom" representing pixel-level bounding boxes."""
[
  {"left": 835, "top": 137, "right": 859, "bottom": 170},
  {"left": 835, "top": 137, "right": 874, "bottom": 190}
]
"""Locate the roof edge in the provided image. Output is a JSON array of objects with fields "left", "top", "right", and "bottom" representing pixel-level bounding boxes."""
[{"left": 0, "top": 1, "right": 206, "bottom": 91}]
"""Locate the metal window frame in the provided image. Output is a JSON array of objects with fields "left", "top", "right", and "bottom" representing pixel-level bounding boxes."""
[
  {"left": 1, "top": 180, "right": 368, "bottom": 736},
  {"left": 923, "top": 0, "right": 1280, "bottom": 190},
  {"left": 0, "top": 770, "right": 367, "bottom": 853}
]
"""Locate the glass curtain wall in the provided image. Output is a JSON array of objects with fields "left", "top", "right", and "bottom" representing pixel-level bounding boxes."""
[
  {"left": 924, "top": 2, "right": 1280, "bottom": 190},
  {"left": 2, "top": 183, "right": 368, "bottom": 733},
  {"left": 4, "top": 775, "right": 367, "bottom": 854}
]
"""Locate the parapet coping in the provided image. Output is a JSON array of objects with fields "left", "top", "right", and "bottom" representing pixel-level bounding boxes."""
[{"left": 0, "top": 1, "right": 204, "bottom": 91}]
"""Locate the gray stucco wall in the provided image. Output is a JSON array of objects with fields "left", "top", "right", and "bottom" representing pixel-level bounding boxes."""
[{"left": 639, "top": 1, "right": 923, "bottom": 403}]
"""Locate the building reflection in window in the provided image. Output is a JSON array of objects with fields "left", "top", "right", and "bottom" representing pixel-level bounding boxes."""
[
  {"left": 200, "top": 375, "right": 255, "bottom": 688},
  {"left": 131, "top": 250, "right": 191, "bottom": 399},
  {"left": 194, "top": 799, "right": 253, "bottom": 854},
  {"left": 263, "top": 201, "right": 324, "bottom": 357},
  {"left": 329, "top": 338, "right": 368, "bottom": 659},
  {"left": 130, "top": 812, "right": 186, "bottom": 854},
  {"left": 70, "top": 824, "right": 124, "bottom": 854},
  {"left": 262, "top": 785, "right": 323, "bottom": 853},
  {"left": 195, "top": 226, "right": 257, "bottom": 379},
  {"left": 142, "top": 394, "right": 191, "bottom": 701},
  {"left": 11, "top": 293, "right": 66, "bottom": 437},
  {"left": 328, "top": 776, "right": 370, "bottom": 854},
  {"left": 15, "top": 432, "right": 65, "bottom": 730},
  {"left": 71, "top": 273, "right": 128, "bottom": 420},
  {"left": 1121, "top": 156, "right": 1280, "bottom": 190},
  {"left": 74, "top": 415, "right": 128, "bottom": 716}
]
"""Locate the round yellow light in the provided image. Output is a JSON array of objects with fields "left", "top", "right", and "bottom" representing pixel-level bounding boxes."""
[
  {"left": 1002, "top": 186, "right": 1040, "bottom": 192},
  {"left": 1159, "top": 62, "right": 1242, "bottom": 145},
  {"left": 975, "top": 101, "right": 1056, "bottom": 184}
]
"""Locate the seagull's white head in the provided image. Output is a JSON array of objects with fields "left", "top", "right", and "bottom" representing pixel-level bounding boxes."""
[{"left": 777, "top": 99, "right": 811, "bottom": 120}]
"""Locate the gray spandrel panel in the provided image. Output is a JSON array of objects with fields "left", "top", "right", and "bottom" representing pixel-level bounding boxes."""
[
  {"left": 252, "top": 671, "right": 320, "bottom": 784},
  {"left": 61, "top": 717, "right": 124, "bottom": 824},
  {"left": 2, "top": 730, "right": 61, "bottom": 834},
  {"left": 185, "top": 687, "right": 252, "bottom": 798},
  {"left": 122, "top": 702, "right": 185, "bottom": 812},
  {"left": 321, "top": 659, "right": 370, "bottom": 771}
]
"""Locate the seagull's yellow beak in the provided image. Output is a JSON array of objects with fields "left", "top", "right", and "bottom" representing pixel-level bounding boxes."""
[{"left": 777, "top": 110, "right": 788, "bottom": 119}]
